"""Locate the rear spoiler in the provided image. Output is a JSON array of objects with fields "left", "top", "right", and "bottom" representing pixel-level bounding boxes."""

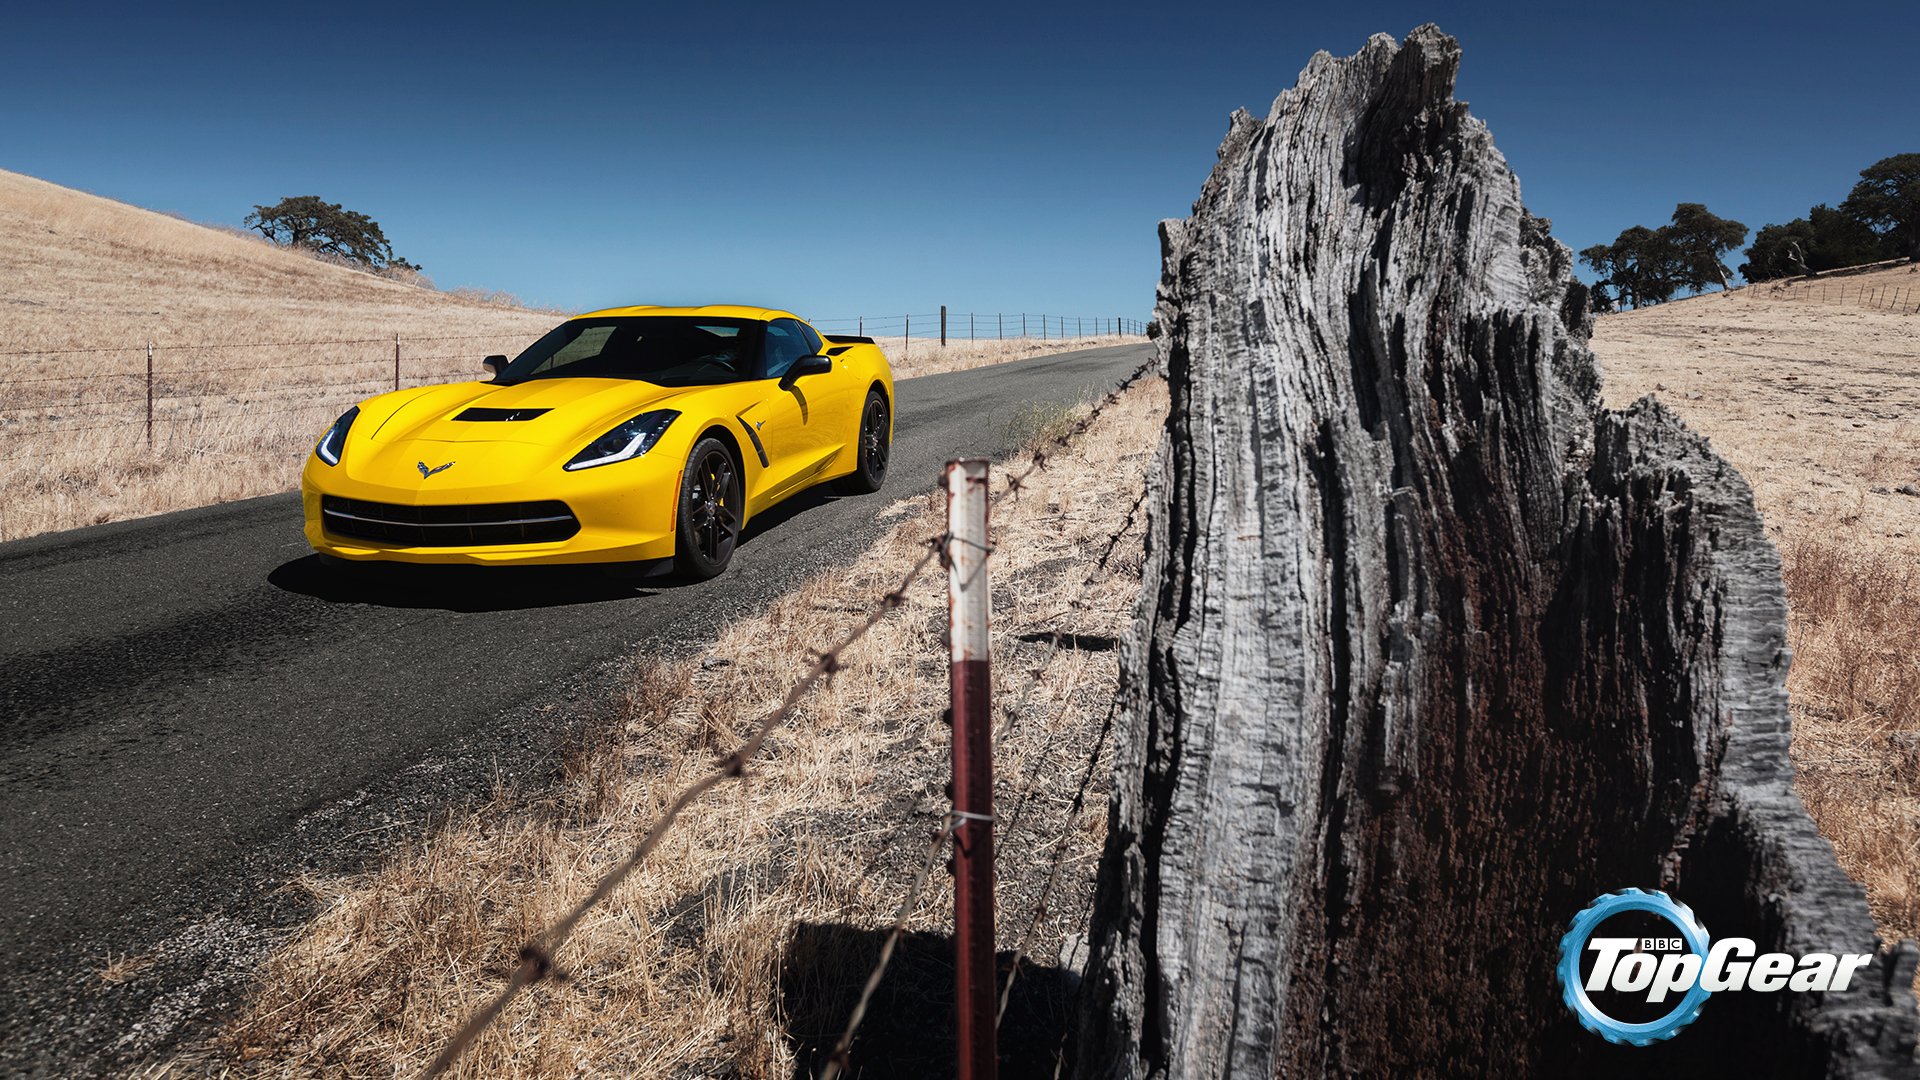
[{"left": 824, "top": 334, "right": 874, "bottom": 344}]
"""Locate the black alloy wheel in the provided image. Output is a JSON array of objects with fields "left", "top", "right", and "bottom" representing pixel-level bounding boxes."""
[
  {"left": 837, "top": 390, "right": 890, "bottom": 495},
  {"left": 676, "top": 438, "right": 742, "bottom": 579}
]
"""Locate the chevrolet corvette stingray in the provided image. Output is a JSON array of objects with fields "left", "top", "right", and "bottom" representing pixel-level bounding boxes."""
[{"left": 302, "top": 305, "right": 893, "bottom": 579}]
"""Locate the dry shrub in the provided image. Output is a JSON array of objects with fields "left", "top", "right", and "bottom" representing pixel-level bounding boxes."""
[
  {"left": 210, "top": 380, "right": 1167, "bottom": 1076},
  {"left": 1785, "top": 537, "right": 1920, "bottom": 941}
]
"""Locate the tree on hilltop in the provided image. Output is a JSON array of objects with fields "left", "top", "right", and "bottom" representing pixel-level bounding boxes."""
[
  {"left": 244, "top": 195, "right": 420, "bottom": 272},
  {"left": 1840, "top": 153, "right": 1920, "bottom": 262},
  {"left": 1664, "top": 203, "right": 1748, "bottom": 293},
  {"left": 1580, "top": 204, "right": 1746, "bottom": 308}
]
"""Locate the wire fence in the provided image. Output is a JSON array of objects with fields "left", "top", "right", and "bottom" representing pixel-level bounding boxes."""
[
  {"left": 0, "top": 312, "right": 1147, "bottom": 457},
  {"left": 426, "top": 356, "right": 1158, "bottom": 1077},
  {"left": 1739, "top": 268, "right": 1920, "bottom": 314},
  {"left": 809, "top": 312, "right": 1149, "bottom": 343}
]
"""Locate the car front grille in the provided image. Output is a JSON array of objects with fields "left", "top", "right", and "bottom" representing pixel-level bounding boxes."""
[{"left": 320, "top": 496, "right": 580, "bottom": 547}]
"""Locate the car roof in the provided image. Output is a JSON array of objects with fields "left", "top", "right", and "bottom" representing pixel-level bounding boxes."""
[{"left": 569, "top": 304, "right": 799, "bottom": 322}]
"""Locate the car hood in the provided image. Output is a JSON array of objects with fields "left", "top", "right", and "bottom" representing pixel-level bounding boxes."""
[{"left": 364, "top": 378, "right": 697, "bottom": 446}]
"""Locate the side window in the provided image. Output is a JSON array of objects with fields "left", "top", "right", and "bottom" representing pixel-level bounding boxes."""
[
  {"left": 762, "top": 319, "right": 812, "bottom": 379},
  {"left": 796, "top": 321, "right": 823, "bottom": 356}
]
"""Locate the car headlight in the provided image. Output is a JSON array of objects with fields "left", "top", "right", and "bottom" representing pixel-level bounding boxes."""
[
  {"left": 565, "top": 409, "right": 679, "bottom": 471},
  {"left": 315, "top": 406, "right": 360, "bottom": 466}
]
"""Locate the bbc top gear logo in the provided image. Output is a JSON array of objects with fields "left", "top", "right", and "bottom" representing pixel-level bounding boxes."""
[
  {"left": 1557, "top": 889, "right": 1712, "bottom": 1045},
  {"left": 1558, "top": 887, "right": 1876, "bottom": 1046}
]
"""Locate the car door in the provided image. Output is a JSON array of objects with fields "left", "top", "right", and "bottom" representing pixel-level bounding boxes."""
[
  {"left": 793, "top": 319, "right": 859, "bottom": 447},
  {"left": 737, "top": 317, "right": 835, "bottom": 510}
]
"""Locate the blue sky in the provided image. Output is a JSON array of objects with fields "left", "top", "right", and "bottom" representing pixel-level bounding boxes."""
[{"left": 3, "top": 1, "right": 1914, "bottom": 319}]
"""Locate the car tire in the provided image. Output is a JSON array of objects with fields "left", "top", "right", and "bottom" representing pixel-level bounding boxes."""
[
  {"left": 675, "top": 437, "right": 743, "bottom": 580},
  {"left": 836, "top": 389, "right": 890, "bottom": 495}
]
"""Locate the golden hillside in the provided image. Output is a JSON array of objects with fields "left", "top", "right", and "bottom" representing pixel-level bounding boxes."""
[
  {"left": 1592, "top": 265, "right": 1920, "bottom": 972},
  {"left": 0, "top": 167, "right": 557, "bottom": 353},
  {"left": 0, "top": 169, "right": 560, "bottom": 540}
]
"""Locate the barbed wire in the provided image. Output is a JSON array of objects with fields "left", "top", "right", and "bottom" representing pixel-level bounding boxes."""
[
  {"left": 984, "top": 476, "right": 1146, "bottom": 1030},
  {"left": 806, "top": 361, "right": 1159, "bottom": 1076},
  {"left": 9, "top": 349, "right": 1172, "bottom": 1074},
  {"left": 996, "top": 692, "right": 1119, "bottom": 1028},
  {"left": 0, "top": 396, "right": 148, "bottom": 412},
  {"left": 425, "top": 537, "right": 947, "bottom": 1076},
  {"left": 816, "top": 813, "right": 958, "bottom": 1080},
  {"left": 0, "top": 331, "right": 551, "bottom": 358},
  {"left": 999, "top": 357, "right": 1156, "bottom": 505}
]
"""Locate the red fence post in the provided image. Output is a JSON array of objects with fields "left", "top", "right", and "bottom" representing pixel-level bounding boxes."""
[
  {"left": 145, "top": 341, "right": 154, "bottom": 449},
  {"left": 945, "top": 458, "right": 996, "bottom": 1080}
]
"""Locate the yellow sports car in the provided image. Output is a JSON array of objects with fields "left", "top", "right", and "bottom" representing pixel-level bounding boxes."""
[{"left": 302, "top": 305, "right": 894, "bottom": 579}]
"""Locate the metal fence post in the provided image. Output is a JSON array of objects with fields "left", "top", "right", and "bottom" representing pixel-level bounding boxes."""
[
  {"left": 145, "top": 341, "right": 154, "bottom": 449},
  {"left": 858, "top": 315, "right": 864, "bottom": 336},
  {"left": 945, "top": 458, "right": 996, "bottom": 1080},
  {"left": 905, "top": 314, "right": 910, "bottom": 362},
  {"left": 394, "top": 332, "right": 402, "bottom": 391},
  {"left": 941, "top": 305, "right": 948, "bottom": 347},
  {"left": 998, "top": 312, "right": 1003, "bottom": 340}
]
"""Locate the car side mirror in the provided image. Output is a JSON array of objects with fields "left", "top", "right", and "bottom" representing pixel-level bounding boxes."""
[
  {"left": 781, "top": 354, "right": 833, "bottom": 386},
  {"left": 483, "top": 354, "right": 508, "bottom": 378}
]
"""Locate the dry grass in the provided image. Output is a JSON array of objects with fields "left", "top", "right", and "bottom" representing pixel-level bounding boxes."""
[
  {"left": 1781, "top": 540, "right": 1920, "bottom": 940},
  {"left": 1592, "top": 269, "right": 1920, "bottom": 958},
  {"left": 0, "top": 168, "right": 1144, "bottom": 541},
  {"left": 203, "top": 380, "right": 1166, "bottom": 1076},
  {"left": 0, "top": 168, "right": 561, "bottom": 540},
  {"left": 1592, "top": 262, "right": 1920, "bottom": 560}
]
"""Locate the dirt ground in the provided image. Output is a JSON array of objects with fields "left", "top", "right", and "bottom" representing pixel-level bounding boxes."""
[{"left": 1591, "top": 265, "right": 1920, "bottom": 967}]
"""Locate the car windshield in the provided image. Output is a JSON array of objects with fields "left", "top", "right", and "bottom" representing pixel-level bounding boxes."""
[{"left": 495, "top": 317, "right": 760, "bottom": 387}]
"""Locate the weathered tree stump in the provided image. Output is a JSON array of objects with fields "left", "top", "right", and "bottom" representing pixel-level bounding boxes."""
[{"left": 1077, "top": 25, "right": 1917, "bottom": 1078}]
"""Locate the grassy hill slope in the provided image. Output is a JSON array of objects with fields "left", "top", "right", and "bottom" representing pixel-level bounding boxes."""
[
  {"left": 0, "top": 170, "right": 565, "bottom": 539},
  {"left": 1593, "top": 266, "right": 1920, "bottom": 971}
]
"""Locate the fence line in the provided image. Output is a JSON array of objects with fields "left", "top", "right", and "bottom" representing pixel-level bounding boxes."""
[
  {"left": 0, "top": 315, "right": 1146, "bottom": 368},
  {"left": 1741, "top": 275, "right": 1920, "bottom": 314},
  {"left": 426, "top": 539, "right": 945, "bottom": 1075},
  {"left": 0, "top": 313, "right": 1148, "bottom": 455},
  {"left": 419, "top": 357, "right": 1158, "bottom": 1077},
  {"left": 803, "top": 360, "right": 1156, "bottom": 1078}
]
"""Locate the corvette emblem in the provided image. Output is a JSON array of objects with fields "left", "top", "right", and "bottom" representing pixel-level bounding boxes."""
[{"left": 418, "top": 460, "right": 454, "bottom": 478}]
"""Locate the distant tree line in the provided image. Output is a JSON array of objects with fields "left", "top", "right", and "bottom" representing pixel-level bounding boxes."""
[
  {"left": 244, "top": 195, "right": 419, "bottom": 273},
  {"left": 1579, "top": 154, "right": 1917, "bottom": 310},
  {"left": 1740, "top": 154, "right": 1919, "bottom": 280}
]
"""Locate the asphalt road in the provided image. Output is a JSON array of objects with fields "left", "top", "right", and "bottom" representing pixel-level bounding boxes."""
[{"left": 0, "top": 342, "right": 1152, "bottom": 1072}]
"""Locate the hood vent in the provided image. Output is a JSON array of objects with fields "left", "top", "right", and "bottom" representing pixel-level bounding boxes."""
[{"left": 455, "top": 407, "right": 551, "bottom": 422}]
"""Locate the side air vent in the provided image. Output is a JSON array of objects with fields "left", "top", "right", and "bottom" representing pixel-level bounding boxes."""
[{"left": 455, "top": 407, "right": 551, "bottom": 422}]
